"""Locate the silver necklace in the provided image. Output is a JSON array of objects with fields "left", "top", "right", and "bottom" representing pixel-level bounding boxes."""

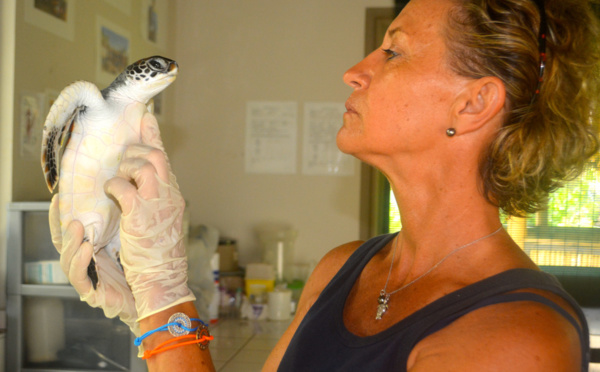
[{"left": 375, "top": 226, "right": 503, "bottom": 320}]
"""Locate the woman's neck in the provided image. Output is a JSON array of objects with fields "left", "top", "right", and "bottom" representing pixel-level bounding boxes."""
[{"left": 385, "top": 158, "right": 504, "bottom": 276}]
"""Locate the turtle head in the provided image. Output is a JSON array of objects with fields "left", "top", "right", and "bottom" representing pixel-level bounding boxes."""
[{"left": 103, "top": 56, "right": 178, "bottom": 103}]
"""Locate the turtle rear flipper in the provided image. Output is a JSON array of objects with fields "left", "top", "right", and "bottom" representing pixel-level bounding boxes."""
[{"left": 40, "top": 81, "right": 104, "bottom": 192}]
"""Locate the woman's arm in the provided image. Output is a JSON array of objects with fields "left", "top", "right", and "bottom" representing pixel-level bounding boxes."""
[{"left": 262, "top": 240, "right": 363, "bottom": 371}]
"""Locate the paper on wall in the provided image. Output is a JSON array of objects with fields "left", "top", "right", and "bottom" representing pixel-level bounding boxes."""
[
  {"left": 20, "top": 93, "right": 44, "bottom": 159},
  {"left": 302, "top": 102, "right": 355, "bottom": 176},
  {"left": 245, "top": 101, "right": 298, "bottom": 174}
]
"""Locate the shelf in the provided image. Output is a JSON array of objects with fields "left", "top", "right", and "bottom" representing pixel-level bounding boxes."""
[
  {"left": 19, "top": 284, "right": 78, "bottom": 298},
  {"left": 8, "top": 201, "right": 50, "bottom": 211},
  {"left": 7, "top": 202, "right": 146, "bottom": 372}
]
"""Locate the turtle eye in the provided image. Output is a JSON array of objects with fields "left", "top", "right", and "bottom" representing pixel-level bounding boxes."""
[{"left": 149, "top": 59, "right": 165, "bottom": 71}]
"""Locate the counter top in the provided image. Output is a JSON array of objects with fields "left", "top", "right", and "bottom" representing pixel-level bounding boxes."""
[{"left": 209, "top": 317, "right": 291, "bottom": 372}]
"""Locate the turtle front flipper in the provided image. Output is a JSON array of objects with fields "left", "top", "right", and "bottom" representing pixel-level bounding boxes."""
[
  {"left": 78, "top": 235, "right": 99, "bottom": 290},
  {"left": 41, "top": 81, "right": 104, "bottom": 192},
  {"left": 87, "top": 258, "right": 99, "bottom": 290}
]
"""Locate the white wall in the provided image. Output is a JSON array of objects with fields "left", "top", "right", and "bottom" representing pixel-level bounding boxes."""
[{"left": 172, "top": 0, "right": 393, "bottom": 267}]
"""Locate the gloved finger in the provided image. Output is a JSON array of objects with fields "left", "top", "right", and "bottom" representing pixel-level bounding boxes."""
[
  {"left": 60, "top": 220, "right": 85, "bottom": 276},
  {"left": 49, "top": 194, "right": 62, "bottom": 253},
  {"left": 123, "top": 144, "right": 170, "bottom": 184},
  {"left": 117, "top": 155, "right": 160, "bottom": 200},
  {"left": 140, "top": 112, "right": 165, "bottom": 150},
  {"left": 104, "top": 176, "right": 137, "bottom": 215},
  {"left": 69, "top": 239, "right": 95, "bottom": 296}
]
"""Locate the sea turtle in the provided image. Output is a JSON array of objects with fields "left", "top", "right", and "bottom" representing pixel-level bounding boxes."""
[{"left": 41, "top": 56, "right": 178, "bottom": 289}]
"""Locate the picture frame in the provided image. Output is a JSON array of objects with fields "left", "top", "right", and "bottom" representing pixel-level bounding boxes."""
[
  {"left": 24, "top": 0, "right": 75, "bottom": 41},
  {"left": 96, "top": 16, "right": 131, "bottom": 86},
  {"left": 140, "top": 0, "right": 168, "bottom": 49}
]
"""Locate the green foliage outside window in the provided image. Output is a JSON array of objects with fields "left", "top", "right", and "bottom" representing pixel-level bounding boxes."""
[{"left": 545, "top": 163, "right": 599, "bottom": 228}]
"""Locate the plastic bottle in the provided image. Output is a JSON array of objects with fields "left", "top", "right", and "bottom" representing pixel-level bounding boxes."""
[{"left": 208, "top": 253, "right": 220, "bottom": 323}]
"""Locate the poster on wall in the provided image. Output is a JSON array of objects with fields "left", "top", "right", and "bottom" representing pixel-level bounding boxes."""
[
  {"left": 140, "top": 0, "right": 168, "bottom": 50},
  {"left": 96, "top": 16, "right": 130, "bottom": 86},
  {"left": 20, "top": 93, "right": 44, "bottom": 159},
  {"left": 24, "top": 0, "right": 76, "bottom": 41},
  {"left": 302, "top": 103, "right": 355, "bottom": 176}
]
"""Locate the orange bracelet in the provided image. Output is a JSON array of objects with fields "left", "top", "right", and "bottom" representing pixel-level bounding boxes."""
[{"left": 142, "top": 334, "right": 214, "bottom": 360}]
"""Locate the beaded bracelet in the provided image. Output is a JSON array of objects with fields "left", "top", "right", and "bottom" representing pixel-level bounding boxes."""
[{"left": 134, "top": 312, "right": 208, "bottom": 347}]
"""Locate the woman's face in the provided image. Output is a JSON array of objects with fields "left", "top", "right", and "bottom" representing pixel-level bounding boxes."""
[{"left": 338, "top": 0, "right": 469, "bottom": 166}]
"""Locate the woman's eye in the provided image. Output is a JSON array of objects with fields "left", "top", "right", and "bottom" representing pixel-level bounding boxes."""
[{"left": 382, "top": 48, "right": 399, "bottom": 60}]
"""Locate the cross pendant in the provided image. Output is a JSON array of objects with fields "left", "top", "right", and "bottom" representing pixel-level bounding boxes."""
[{"left": 375, "top": 291, "right": 389, "bottom": 320}]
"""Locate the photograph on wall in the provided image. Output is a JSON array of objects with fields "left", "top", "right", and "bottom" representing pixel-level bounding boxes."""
[
  {"left": 147, "top": 0, "right": 158, "bottom": 42},
  {"left": 24, "top": 0, "right": 75, "bottom": 41},
  {"left": 20, "top": 93, "right": 43, "bottom": 159},
  {"left": 96, "top": 16, "right": 130, "bottom": 86},
  {"left": 141, "top": 0, "right": 168, "bottom": 49}
]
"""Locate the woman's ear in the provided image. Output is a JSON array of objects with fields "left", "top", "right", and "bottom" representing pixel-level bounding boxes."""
[{"left": 451, "top": 76, "right": 506, "bottom": 135}]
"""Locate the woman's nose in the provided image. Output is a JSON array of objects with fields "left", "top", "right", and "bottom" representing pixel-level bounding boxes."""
[{"left": 343, "top": 55, "right": 373, "bottom": 90}]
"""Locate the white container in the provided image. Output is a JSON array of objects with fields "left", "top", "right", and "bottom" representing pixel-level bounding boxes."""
[
  {"left": 24, "top": 260, "right": 68, "bottom": 284},
  {"left": 24, "top": 298, "right": 65, "bottom": 362},
  {"left": 258, "top": 229, "right": 297, "bottom": 283},
  {"left": 268, "top": 289, "right": 292, "bottom": 321},
  {"left": 208, "top": 253, "right": 220, "bottom": 323}
]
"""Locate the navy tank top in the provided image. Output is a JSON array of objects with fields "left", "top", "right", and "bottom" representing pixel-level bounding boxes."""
[{"left": 278, "top": 233, "right": 590, "bottom": 371}]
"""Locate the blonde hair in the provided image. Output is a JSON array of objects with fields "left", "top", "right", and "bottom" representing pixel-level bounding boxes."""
[{"left": 445, "top": 0, "right": 600, "bottom": 216}]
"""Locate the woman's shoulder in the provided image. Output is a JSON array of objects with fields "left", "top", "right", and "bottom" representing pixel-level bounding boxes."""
[
  {"left": 407, "top": 292, "right": 583, "bottom": 371},
  {"left": 306, "top": 241, "right": 363, "bottom": 292},
  {"left": 407, "top": 264, "right": 585, "bottom": 371},
  {"left": 293, "top": 240, "right": 363, "bottom": 313}
]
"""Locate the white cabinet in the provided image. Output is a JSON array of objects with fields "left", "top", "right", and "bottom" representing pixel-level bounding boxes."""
[{"left": 6, "top": 202, "right": 146, "bottom": 372}]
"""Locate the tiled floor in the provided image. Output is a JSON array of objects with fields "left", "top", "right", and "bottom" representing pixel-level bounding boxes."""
[{"left": 209, "top": 318, "right": 291, "bottom": 372}]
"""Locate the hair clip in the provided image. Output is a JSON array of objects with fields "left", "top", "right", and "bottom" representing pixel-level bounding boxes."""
[{"left": 531, "top": 0, "right": 547, "bottom": 102}]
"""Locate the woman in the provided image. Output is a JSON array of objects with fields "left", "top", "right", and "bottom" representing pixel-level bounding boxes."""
[
  {"left": 52, "top": 0, "right": 600, "bottom": 370},
  {"left": 269, "top": 0, "right": 599, "bottom": 370}
]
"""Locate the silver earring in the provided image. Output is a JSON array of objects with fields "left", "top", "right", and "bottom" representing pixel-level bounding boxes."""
[{"left": 446, "top": 128, "right": 456, "bottom": 137}]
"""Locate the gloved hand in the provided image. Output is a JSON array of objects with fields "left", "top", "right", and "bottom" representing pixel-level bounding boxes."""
[
  {"left": 105, "top": 112, "right": 195, "bottom": 322},
  {"left": 49, "top": 194, "right": 140, "bottom": 336}
]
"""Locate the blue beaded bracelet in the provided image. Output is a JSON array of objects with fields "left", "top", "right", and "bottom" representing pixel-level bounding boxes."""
[{"left": 134, "top": 312, "right": 208, "bottom": 346}]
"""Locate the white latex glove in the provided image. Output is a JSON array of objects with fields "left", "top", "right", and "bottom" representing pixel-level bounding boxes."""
[
  {"left": 105, "top": 112, "right": 195, "bottom": 321},
  {"left": 49, "top": 194, "right": 140, "bottom": 336}
]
